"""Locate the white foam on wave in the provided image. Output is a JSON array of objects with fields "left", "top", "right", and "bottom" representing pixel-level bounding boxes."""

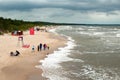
[
  {"left": 83, "top": 51, "right": 101, "bottom": 54},
  {"left": 116, "top": 33, "right": 120, "bottom": 37},
  {"left": 36, "top": 35, "right": 77, "bottom": 80},
  {"left": 72, "top": 59, "right": 84, "bottom": 63},
  {"left": 48, "top": 28, "right": 58, "bottom": 34},
  {"left": 56, "top": 26, "right": 73, "bottom": 31},
  {"left": 78, "top": 31, "right": 92, "bottom": 35},
  {"left": 80, "top": 65, "right": 120, "bottom": 80},
  {"left": 78, "top": 27, "right": 85, "bottom": 30},
  {"left": 93, "top": 32, "right": 105, "bottom": 36}
]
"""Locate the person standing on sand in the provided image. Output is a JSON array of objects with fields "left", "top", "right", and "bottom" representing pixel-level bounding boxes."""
[
  {"left": 43, "top": 43, "right": 47, "bottom": 50},
  {"left": 39, "top": 43, "right": 42, "bottom": 51},
  {"left": 37, "top": 45, "right": 39, "bottom": 51},
  {"left": 32, "top": 45, "right": 35, "bottom": 52}
]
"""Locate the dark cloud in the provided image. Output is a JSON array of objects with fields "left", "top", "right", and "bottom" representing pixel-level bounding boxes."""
[
  {"left": 49, "top": 10, "right": 74, "bottom": 18},
  {"left": 0, "top": 0, "right": 120, "bottom": 24},
  {"left": 0, "top": 1, "right": 44, "bottom": 11},
  {"left": 0, "top": 0, "right": 120, "bottom": 13}
]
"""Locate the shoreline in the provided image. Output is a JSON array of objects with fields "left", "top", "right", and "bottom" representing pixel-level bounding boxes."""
[
  {"left": 0, "top": 28, "right": 67, "bottom": 80},
  {"left": 28, "top": 33, "right": 67, "bottom": 80}
]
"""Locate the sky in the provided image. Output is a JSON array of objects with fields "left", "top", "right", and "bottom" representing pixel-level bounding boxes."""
[{"left": 0, "top": 0, "right": 120, "bottom": 24}]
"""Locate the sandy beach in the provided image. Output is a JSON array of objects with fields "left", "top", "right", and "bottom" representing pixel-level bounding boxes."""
[{"left": 0, "top": 28, "right": 67, "bottom": 80}]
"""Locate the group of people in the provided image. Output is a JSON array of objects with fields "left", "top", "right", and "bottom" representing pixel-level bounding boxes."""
[
  {"left": 10, "top": 50, "right": 20, "bottom": 56},
  {"left": 10, "top": 43, "right": 50, "bottom": 56},
  {"left": 32, "top": 43, "right": 49, "bottom": 52}
]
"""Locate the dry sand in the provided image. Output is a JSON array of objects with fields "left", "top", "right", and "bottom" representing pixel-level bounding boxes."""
[{"left": 0, "top": 29, "right": 67, "bottom": 80}]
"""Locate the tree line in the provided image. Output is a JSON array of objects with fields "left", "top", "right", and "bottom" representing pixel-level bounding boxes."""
[{"left": 0, "top": 17, "right": 58, "bottom": 35}]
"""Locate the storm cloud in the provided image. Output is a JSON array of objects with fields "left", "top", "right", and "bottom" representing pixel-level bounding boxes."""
[
  {"left": 0, "top": 0, "right": 120, "bottom": 24},
  {"left": 0, "top": 0, "right": 120, "bottom": 12}
]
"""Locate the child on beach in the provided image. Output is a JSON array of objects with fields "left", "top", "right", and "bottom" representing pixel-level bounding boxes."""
[
  {"left": 32, "top": 45, "right": 35, "bottom": 52},
  {"left": 47, "top": 45, "right": 50, "bottom": 50}
]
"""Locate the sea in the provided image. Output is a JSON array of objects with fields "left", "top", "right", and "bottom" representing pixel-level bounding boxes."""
[{"left": 39, "top": 25, "right": 120, "bottom": 80}]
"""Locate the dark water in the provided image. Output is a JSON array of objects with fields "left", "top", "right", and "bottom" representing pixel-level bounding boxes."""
[{"left": 40, "top": 25, "right": 120, "bottom": 80}]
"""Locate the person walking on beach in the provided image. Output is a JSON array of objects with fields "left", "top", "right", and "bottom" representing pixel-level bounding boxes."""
[
  {"left": 43, "top": 43, "right": 47, "bottom": 50},
  {"left": 39, "top": 43, "right": 42, "bottom": 51}
]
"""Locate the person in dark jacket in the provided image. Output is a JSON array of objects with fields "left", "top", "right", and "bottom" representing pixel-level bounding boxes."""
[{"left": 39, "top": 43, "right": 42, "bottom": 51}]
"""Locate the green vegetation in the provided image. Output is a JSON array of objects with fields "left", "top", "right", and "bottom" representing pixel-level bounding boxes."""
[
  {"left": 1, "top": 17, "right": 120, "bottom": 35},
  {"left": 0, "top": 17, "right": 57, "bottom": 34}
]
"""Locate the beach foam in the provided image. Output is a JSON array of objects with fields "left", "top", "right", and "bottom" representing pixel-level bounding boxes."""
[
  {"left": 38, "top": 35, "right": 76, "bottom": 80},
  {"left": 37, "top": 25, "right": 120, "bottom": 80},
  {"left": 80, "top": 65, "right": 120, "bottom": 80}
]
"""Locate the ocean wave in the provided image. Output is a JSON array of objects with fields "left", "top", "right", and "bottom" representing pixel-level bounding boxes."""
[
  {"left": 36, "top": 25, "right": 120, "bottom": 80},
  {"left": 80, "top": 65, "right": 120, "bottom": 80},
  {"left": 38, "top": 35, "right": 76, "bottom": 80},
  {"left": 56, "top": 26, "right": 73, "bottom": 31}
]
